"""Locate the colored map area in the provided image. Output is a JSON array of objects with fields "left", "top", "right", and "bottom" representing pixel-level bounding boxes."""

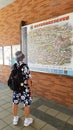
[{"left": 27, "top": 23, "right": 73, "bottom": 67}]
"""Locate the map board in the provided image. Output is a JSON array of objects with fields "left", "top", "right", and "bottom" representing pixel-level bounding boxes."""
[{"left": 22, "top": 12, "right": 73, "bottom": 76}]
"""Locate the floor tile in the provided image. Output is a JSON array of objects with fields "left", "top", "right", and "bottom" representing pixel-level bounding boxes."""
[
  {"left": 9, "top": 123, "right": 23, "bottom": 130},
  {"left": 42, "top": 124, "right": 58, "bottom": 130},
  {"left": 62, "top": 123, "right": 73, "bottom": 130},
  {"left": 2, "top": 102, "right": 12, "bottom": 109},
  {"left": 21, "top": 125, "right": 36, "bottom": 130},
  {"left": 46, "top": 108, "right": 59, "bottom": 116},
  {"left": 0, "top": 120, "right": 7, "bottom": 129},
  {"left": 31, "top": 108, "right": 65, "bottom": 130},
  {"left": 0, "top": 106, "right": 4, "bottom": 112},
  {"left": 31, "top": 117, "right": 46, "bottom": 130},
  {"left": 32, "top": 95, "right": 40, "bottom": 103},
  {"left": 0, "top": 100, "right": 7, "bottom": 105},
  {"left": 6, "top": 107, "right": 12, "bottom": 113},
  {"left": 37, "top": 105, "right": 49, "bottom": 112},
  {"left": 18, "top": 109, "right": 24, "bottom": 117},
  {"left": 56, "top": 112, "right": 70, "bottom": 121},
  {"left": 2, "top": 126, "right": 13, "bottom": 130},
  {"left": 67, "top": 117, "right": 73, "bottom": 125},
  {"left": 0, "top": 111, "right": 11, "bottom": 118},
  {"left": 2, "top": 114, "right": 13, "bottom": 124}
]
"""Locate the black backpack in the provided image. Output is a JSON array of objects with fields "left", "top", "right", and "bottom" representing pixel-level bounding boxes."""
[{"left": 7, "top": 63, "right": 25, "bottom": 92}]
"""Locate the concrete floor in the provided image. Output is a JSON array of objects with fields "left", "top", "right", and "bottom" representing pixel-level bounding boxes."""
[{"left": 0, "top": 83, "right": 73, "bottom": 130}]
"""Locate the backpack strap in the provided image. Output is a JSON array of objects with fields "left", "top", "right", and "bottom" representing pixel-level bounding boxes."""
[{"left": 19, "top": 63, "right": 27, "bottom": 69}]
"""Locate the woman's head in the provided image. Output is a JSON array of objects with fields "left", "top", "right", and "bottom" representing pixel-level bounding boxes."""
[{"left": 15, "top": 51, "right": 25, "bottom": 62}]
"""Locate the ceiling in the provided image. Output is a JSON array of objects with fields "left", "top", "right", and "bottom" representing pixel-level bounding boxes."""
[{"left": 0, "top": 0, "right": 16, "bottom": 9}]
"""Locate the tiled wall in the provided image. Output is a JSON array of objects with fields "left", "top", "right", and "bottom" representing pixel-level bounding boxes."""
[{"left": 0, "top": 0, "right": 73, "bottom": 107}]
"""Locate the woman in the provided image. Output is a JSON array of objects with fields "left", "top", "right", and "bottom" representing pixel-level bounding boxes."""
[{"left": 11, "top": 51, "right": 33, "bottom": 126}]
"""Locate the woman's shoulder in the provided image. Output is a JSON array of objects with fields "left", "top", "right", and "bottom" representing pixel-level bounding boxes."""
[{"left": 11, "top": 63, "right": 17, "bottom": 70}]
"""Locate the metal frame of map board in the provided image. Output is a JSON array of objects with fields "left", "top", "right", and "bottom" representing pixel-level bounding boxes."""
[
  {"left": 0, "top": 46, "right": 3, "bottom": 65},
  {"left": 4, "top": 46, "right": 11, "bottom": 65},
  {"left": 21, "top": 12, "right": 73, "bottom": 76}
]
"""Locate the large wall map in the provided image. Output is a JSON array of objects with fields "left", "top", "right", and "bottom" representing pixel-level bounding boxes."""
[{"left": 22, "top": 13, "right": 73, "bottom": 76}]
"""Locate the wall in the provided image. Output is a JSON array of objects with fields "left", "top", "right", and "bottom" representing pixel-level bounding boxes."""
[{"left": 0, "top": 0, "right": 73, "bottom": 107}]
